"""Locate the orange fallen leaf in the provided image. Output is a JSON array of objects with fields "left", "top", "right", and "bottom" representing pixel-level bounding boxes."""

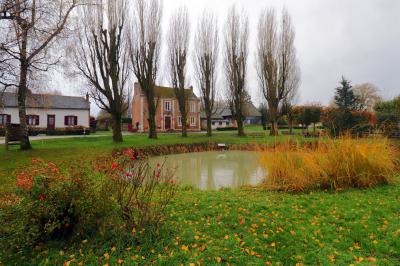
[{"left": 199, "top": 244, "right": 207, "bottom": 252}]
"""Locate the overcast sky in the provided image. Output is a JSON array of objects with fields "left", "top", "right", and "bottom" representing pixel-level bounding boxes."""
[{"left": 53, "top": 0, "right": 400, "bottom": 113}]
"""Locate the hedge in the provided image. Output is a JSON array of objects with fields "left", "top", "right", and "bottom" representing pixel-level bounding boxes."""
[{"left": 0, "top": 127, "right": 90, "bottom": 137}]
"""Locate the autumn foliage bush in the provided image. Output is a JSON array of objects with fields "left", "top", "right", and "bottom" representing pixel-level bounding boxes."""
[
  {"left": 0, "top": 159, "right": 113, "bottom": 253},
  {"left": 260, "top": 136, "right": 399, "bottom": 192},
  {"left": 103, "top": 149, "right": 177, "bottom": 230}
]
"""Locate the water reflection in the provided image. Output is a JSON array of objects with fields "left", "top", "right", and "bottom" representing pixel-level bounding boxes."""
[{"left": 150, "top": 151, "right": 266, "bottom": 190}]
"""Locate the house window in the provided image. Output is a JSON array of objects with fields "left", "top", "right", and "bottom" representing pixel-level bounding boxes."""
[
  {"left": 65, "top": 116, "right": 77, "bottom": 126},
  {"left": 219, "top": 121, "right": 223, "bottom": 126},
  {"left": 164, "top": 101, "right": 172, "bottom": 111},
  {"left": 190, "top": 116, "right": 195, "bottom": 126},
  {"left": 178, "top": 116, "right": 182, "bottom": 126},
  {"left": 26, "top": 115, "right": 39, "bottom": 126},
  {"left": 0, "top": 114, "right": 11, "bottom": 126},
  {"left": 190, "top": 102, "right": 196, "bottom": 113}
]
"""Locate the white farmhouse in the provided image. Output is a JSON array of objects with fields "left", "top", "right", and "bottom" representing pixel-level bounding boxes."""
[{"left": 0, "top": 92, "right": 90, "bottom": 129}]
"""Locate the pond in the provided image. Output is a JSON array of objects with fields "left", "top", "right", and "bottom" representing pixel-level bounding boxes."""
[{"left": 150, "top": 151, "right": 266, "bottom": 190}]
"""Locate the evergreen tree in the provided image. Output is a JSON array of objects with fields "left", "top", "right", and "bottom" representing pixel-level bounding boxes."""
[{"left": 334, "top": 77, "right": 358, "bottom": 111}]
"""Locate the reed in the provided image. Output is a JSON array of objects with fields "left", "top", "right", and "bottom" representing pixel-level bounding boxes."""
[{"left": 260, "top": 135, "right": 399, "bottom": 191}]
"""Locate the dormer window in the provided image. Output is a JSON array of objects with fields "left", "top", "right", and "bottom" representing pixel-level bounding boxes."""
[{"left": 164, "top": 100, "right": 172, "bottom": 111}]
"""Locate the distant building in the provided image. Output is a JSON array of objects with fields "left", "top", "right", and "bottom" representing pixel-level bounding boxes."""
[
  {"left": 0, "top": 92, "right": 90, "bottom": 129},
  {"left": 132, "top": 83, "right": 201, "bottom": 132},
  {"left": 200, "top": 103, "right": 262, "bottom": 130}
]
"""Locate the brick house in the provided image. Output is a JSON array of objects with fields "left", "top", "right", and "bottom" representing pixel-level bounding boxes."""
[{"left": 132, "top": 83, "right": 201, "bottom": 132}]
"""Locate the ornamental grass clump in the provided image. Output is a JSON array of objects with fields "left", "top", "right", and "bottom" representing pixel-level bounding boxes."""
[{"left": 260, "top": 135, "right": 399, "bottom": 192}]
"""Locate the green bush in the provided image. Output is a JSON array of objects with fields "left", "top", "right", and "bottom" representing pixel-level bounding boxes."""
[
  {"left": 0, "top": 159, "right": 113, "bottom": 255},
  {"left": 121, "top": 117, "right": 133, "bottom": 124},
  {"left": 216, "top": 127, "right": 238, "bottom": 131}
]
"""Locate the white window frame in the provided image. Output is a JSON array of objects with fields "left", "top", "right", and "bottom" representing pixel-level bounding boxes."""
[
  {"left": 27, "top": 115, "right": 39, "bottom": 126},
  {"left": 190, "top": 102, "right": 196, "bottom": 113},
  {"left": 164, "top": 100, "right": 172, "bottom": 111},
  {"left": 66, "top": 116, "right": 76, "bottom": 126},
  {"left": 0, "top": 114, "right": 6, "bottom": 126},
  {"left": 190, "top": 116, "right": 195, "bottom": 126},
  {"left": 178, "top": 116, "right": 182, "bottom": 126}
]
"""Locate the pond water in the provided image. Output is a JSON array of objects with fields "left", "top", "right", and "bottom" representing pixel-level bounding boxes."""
[{"left": 150, "top": 151, "right": 266, "bottom": 190}]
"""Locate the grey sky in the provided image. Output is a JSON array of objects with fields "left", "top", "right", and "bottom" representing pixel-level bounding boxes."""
[{"left": 53, "top": 0, "right": 400, "bottom": 113}]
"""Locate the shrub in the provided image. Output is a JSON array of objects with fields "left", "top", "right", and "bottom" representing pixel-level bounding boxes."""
[
  {"left": 0, "top": 159, "right": 112, "bottom": 253},
  {"left": 376, "top": 113, "right": 400, "bottom": 136},
  {"left": 216, "top": 127, "right": 238, "bottom": 131},
  {"left": 322, "top": 108, "right": 378, "bottom": 136},
  {"left": 260, "top": 136, "right": 399, "bottom": 192},
  {"left": 121, "top": 117, "right": 133, "bottom": 124},
  {"left": 103, "top": 149, "right": 177, "bottom": 230}
]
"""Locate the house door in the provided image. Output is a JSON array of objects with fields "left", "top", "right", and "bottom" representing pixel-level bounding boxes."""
[
  {"left": 164, "top": 116, "right": 172, "bottom": 130},
  {"left": 47, "top": 115, "right": 55, "bottom": 130}
]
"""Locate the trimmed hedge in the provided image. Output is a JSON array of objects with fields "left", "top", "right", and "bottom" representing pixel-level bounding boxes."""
[
  {"left": 216, "top": 127, "right": 238, "bottom": 131},
  {"left": 0, "top": 127, "right": 90, "bottom": 137},
  {"left": 121, "top": 117, "right": 132, "bottom": 124}
]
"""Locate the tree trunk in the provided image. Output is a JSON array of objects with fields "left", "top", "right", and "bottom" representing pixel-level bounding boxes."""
[
  {"left": 147, "top": 96, "right": 158, "bottom": 139},
  {"left": 206, "top": 115, "right": 212, "bottom": 137},
  {"left": 181, "top": 112, "right": 188, "bottom": 137},
  {"left": 237, "top": 118, "right": 245, "bottom": 137},
  {"left": 111, "top": 114, "right": 123, "bottom": 143},
  {"left": 313, "top": 123, "right": 316, "bottom": 135},
  {"left": 18, "top": 29, "right": 31, "bottom": 151},
  {"left": 289, "top": 120, "right": 293, "bottom": 135},
  {"left": 18, "top": 73, "right": 31, "bottom": 150},
  {"left": 270, "top": 120, "right": 279, "bottom": 136}
]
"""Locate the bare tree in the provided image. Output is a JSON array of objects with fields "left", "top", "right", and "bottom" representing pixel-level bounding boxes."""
[
  {"left": 167, "top": 7, "right": 190, "bottom": 137},
  {"left": 0, "top": 0, "right": 79, "bottom": 150},
  {"left": 353, "top": 83, "right": 382, "bottom": 111},
  {"left": 256, "top": 8, "right": 300, "bottom": 136},
  {"left": 129, "top": 0, "right": 162, "bottom": 139},
  {"left": 73, "top": 0, "right": 129, "bottom": 143},
  {"left": 223, "top": 5, "right": 249, "bottom": 137},
  {"left": 193, "top": 10, "right": 219, "bottom": 137}
]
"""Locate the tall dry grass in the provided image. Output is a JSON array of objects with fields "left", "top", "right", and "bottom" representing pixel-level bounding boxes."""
[{"left": 260, "top": 136, "right": 399, "bottom": 192}]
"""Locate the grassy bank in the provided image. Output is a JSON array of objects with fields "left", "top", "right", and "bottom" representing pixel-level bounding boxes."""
[{"left": 3, "top": 185, "right": 400, "bottom": 265}]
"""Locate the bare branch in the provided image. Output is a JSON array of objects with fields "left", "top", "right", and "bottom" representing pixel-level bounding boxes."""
[
  {"left": 223, "top": 5, "right": 249, "bottom": 136},
  {"left": 193, "top": 9, "right": 219, "bottom": 137}
]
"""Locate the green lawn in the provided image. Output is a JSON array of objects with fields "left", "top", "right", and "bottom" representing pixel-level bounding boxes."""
[
  {"left": 1, "top": 132, "right": 400, "bottom": 265},
  {"left": 3, "top": 186, "right": 400, "bottom": 265}
]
